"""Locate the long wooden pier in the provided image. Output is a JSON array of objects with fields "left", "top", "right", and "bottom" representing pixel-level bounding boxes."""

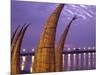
[
  {"left": 19, "top": 48, "right": 96, "bottom": 73},
  {"left": 20, "top": 49, "right": 96, "bottom": 56}
]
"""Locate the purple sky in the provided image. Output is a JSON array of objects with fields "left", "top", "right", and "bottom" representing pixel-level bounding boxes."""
[{"left": 11, "top": 1, "right": 96, "bottom": 52}]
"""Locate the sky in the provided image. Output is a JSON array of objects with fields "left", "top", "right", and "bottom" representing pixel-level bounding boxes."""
[{"left": 11, "top": 1, "right": 96, "bottom": 52}]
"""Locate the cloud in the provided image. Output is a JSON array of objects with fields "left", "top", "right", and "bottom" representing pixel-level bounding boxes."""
[
  {"left": 71, "top": 5, "right": 78, "bottom": 8},
  {"left": 66, "top": 9, "right": 74, "bottom": 15},
  {"left": 85, "top": 12, "right": 93, "bottom": 18},
  {"left": 78, "top": 14, "right": 86, "bottom": 20},
  {"left": 80, "top": 5, "right": 87, "bottom": 9},
  {"left": 88, "top": 10, "right": 96, "bottom": 15}
]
